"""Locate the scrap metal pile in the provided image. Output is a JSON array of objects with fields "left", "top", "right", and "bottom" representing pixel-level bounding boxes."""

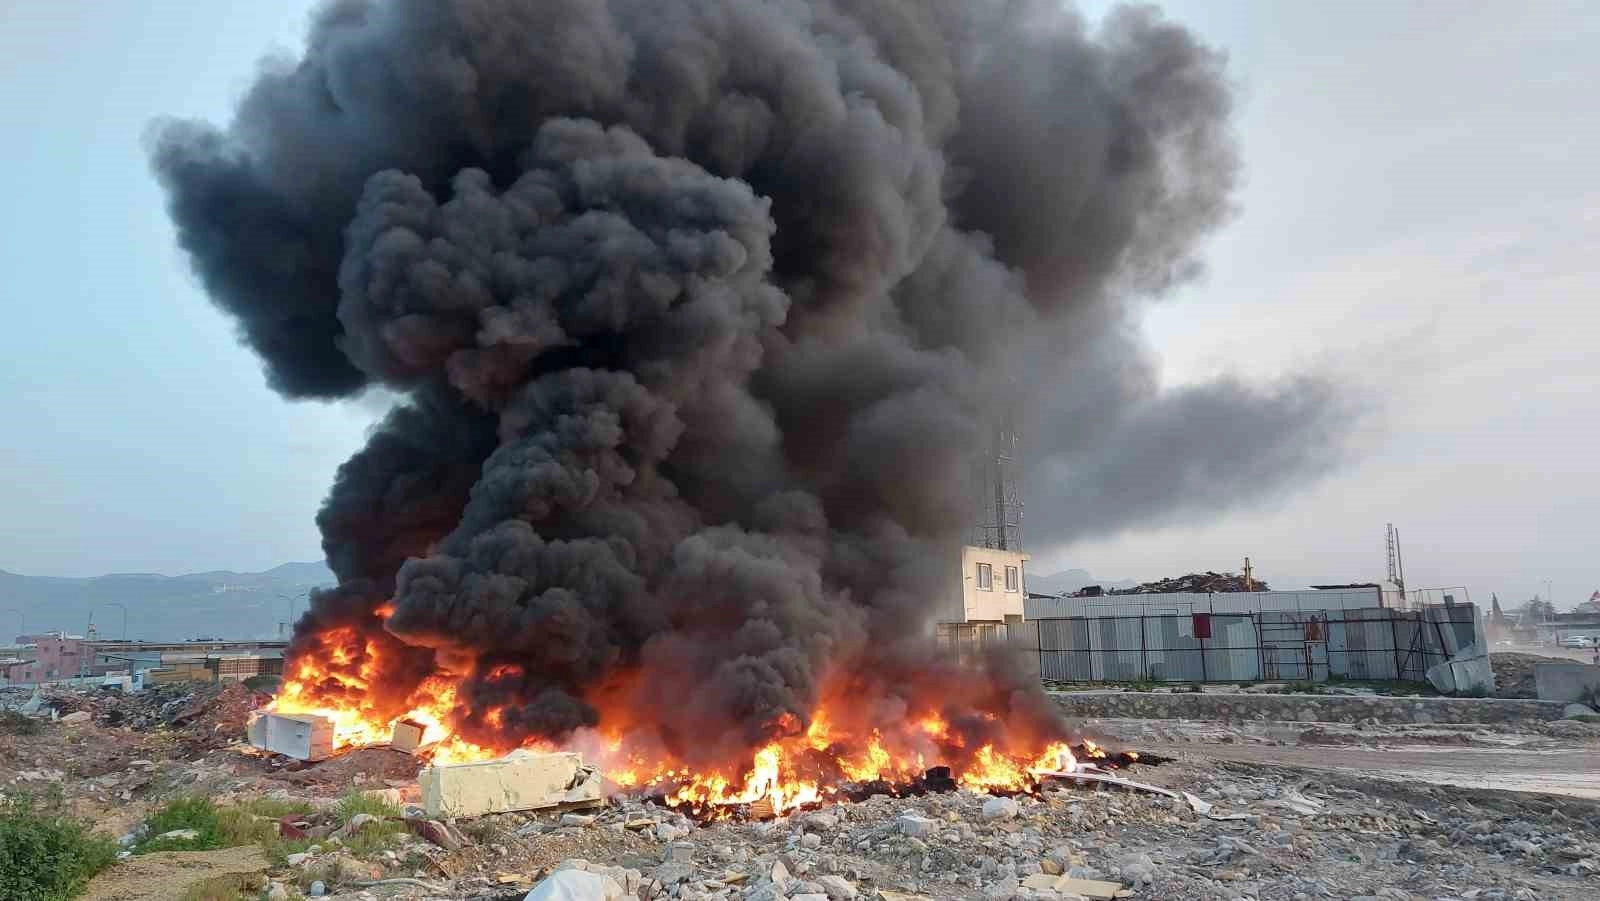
[{"left": 1108, "top": 571, "right": 1269, "bottom": 595}]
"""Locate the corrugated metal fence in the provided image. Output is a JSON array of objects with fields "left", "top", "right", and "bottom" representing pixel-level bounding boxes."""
[{"left": 998, "top": 604, "right": 1481, "bottom": 684}]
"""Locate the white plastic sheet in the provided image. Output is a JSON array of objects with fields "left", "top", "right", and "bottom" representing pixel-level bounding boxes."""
[{"left": 523, "top": 870, "right": 625, "bottom": 901}]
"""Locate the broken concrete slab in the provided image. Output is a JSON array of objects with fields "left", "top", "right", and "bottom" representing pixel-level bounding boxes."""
[
  {"left": 246, "top": 711, "right": 334, "bottom": 761},
  {"left": 1535, "top": 661, "right": 1600, "bottom": 703},
  {"left": 391, "top": 719, "right": 426, "bottom": 753},
  {"left": 419, "top": 748, "right": 590, "bottom": 818},
  {"left": 1054, "top": 877, "right": 1124, "bottom": 900}
]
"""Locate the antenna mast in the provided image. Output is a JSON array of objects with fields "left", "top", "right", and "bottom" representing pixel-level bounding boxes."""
[
  {"left": 969, "top": 396, "right": 1022, "bottom": 551},
  {"left": 1386, "top": 523, "right": 1407, "bottom": 606}
]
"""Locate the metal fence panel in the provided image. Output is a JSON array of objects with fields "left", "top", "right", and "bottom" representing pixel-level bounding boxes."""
[{"left": 1029, "top": 603, "right": 1477, "bottom": 685}]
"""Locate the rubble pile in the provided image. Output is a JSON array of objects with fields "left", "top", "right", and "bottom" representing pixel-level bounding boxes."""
[
  {"left": 7, "top": 685, "right": 1599, "bottom": 899},
  {"left": 1, "top": 681, "right": 267, "bottom": 754},
  {"left": 1108, "top": 572, "right": 1267, "bottom": 595},
  {"left": 363, "top": 764, "right": 1598, "bottom": 901},
  {"left": 1490, "top": 652, "right": 1563, "bottom": 700}
]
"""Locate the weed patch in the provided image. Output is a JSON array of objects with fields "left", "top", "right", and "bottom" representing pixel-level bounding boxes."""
[{"left": 0, "top": 796, "right": 118, "bottom": 901}]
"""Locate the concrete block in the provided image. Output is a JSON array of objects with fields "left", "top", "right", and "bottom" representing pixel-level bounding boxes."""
[
  {"left": 247, "top": 712, "right": 334, "bottom": 761},
  {"left": 419, "top": 749, "right": 586, "bottom": 818},
  {"left": 1535, "top": 662, "right": 1600, "bottom": 703},
  {"left": 391, "top": 719, "right": 426, "bottom": 753}
]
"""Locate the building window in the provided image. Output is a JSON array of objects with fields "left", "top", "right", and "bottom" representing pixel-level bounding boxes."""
[
  {"left": 1004, "top": 566, "right": 1019, "bottom": 592},
  {"left": 975, "top": 563, "right": 993, "bottom": 590}
]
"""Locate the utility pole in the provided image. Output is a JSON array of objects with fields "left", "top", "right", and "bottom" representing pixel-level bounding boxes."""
[{"left": 1242, "top": 557, "right": 1255, "bottom": 592}]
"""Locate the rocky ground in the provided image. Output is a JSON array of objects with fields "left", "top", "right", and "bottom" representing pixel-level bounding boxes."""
[{"left": 4, "top": 685, "right": 1599, "bottom": 900}]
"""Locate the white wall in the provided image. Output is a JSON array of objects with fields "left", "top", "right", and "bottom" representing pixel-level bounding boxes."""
[{"left": 951, "top": 546, "right": 1029, "bottom": 623}]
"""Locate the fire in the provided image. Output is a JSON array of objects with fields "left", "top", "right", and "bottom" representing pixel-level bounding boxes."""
[
  {"left": 267, "top": 654, "right": 1082, "bottom": 818},
  {"left": 265, "top": 609, "right": 1089, "bottom": 819}
]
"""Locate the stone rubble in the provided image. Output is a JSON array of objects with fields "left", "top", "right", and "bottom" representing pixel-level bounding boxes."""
[{"left": 6, "top": 681, "right": 1599, "bottom": 899}]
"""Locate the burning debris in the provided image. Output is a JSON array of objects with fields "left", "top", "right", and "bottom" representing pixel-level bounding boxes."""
[
  {"left": 246, "top": 711, "right": 335, "bottom": 761},
  {"left": 148, "top": 0, "right": 1326, "bottom": 813}
]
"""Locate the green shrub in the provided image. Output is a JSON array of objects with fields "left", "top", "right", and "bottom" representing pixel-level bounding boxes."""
[
  {"left": 333, "top": 790, "right": 400, "bottom": 824},
  {"left": 136, "top": 798, "right": 225, "bottom": 853},
  {"left": 329, "top": 790, "right": 406, "bottom": 858},
  {"left": 0, "top": 797, "right": 118, "bottom": 901},
  {"left": 0, "top": 709, "right": 43, "bottom": 736}
]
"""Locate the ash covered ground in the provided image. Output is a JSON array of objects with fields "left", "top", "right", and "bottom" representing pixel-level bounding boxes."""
[{"left": 4, "top": 684, "right": 1598, "bottom": 900}]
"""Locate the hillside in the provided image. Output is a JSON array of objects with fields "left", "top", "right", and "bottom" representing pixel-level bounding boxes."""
[{"left": 0, "top": 562, "right": 335, "bottom": 642}]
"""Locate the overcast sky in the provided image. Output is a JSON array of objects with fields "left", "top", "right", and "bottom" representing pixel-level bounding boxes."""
[{"left": 0, "top": 2, "right": 1594, "bottom": 608}]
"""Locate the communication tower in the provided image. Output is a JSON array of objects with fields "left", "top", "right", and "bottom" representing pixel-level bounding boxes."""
[
  {"left": 1386, "top": 523, "right": 1407, "bottom": 605},
  {"left": 968, "top": 408, "right": 1023, "bottom": 551}
]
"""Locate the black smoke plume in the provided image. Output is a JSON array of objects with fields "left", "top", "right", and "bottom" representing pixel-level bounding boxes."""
[{"left": 151, "top": 0, "right": 1344, "bottom": 760}]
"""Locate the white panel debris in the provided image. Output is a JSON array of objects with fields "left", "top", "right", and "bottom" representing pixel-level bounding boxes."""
[
  {"left": 391, "top": 719, "right": 426, "bottom": 753},
  {"left": 420, "top": 749, "right": 602, "bottom": 818},
  {"left": 247, "top": 711, "right": 334, "bottom": 761}
]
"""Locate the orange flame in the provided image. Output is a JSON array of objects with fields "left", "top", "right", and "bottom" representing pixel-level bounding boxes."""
[{"left": 266, "top": 618, "right": 1082, "bottom": 815}]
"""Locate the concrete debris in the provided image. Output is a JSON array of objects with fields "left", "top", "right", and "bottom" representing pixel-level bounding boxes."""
[
  {"left": 8, "top": 675, "right": 1600, "bottom": 900},
  {"left": 1535, "top": 661, "right": 1600, "bottom": 703},
  {"left": 1262, "top": 789, "right": 1324, "bottom": 816},
  {"left": 896, "top": 814, "right": 939, "bottom": 837},
  {"left": 1053, "top": 876, "right": 1125, "bottom": 899},
  {"left": 980, "top": 796, "right": 1019, "bottom": 820},
  {"left": 420, "top": 748, "right": 597, "bottom": 817}
]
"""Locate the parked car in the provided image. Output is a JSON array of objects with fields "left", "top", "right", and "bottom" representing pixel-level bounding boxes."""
[{"left": 1558, "top": 635, "right": 1596, "bottom": 648}]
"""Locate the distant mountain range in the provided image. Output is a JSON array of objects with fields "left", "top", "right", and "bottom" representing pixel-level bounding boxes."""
[
  {"left": 0, "top": 562, "right": 335, "bottom": 643},
  {"left": 0, "top": 559, "right": 1143, "bottom": 643},
  {"left": 1026, "top": 568, "right": 1138, "bottom": 597}
]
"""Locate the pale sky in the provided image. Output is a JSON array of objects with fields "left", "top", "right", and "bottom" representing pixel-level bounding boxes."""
[{"left": 1, "top": 2, "right": 1595, "bottom": 608}]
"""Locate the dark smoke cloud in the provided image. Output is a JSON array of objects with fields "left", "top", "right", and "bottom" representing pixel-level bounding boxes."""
[{"left": 150, "top": 0, "right": 1349, "bottom": 755}]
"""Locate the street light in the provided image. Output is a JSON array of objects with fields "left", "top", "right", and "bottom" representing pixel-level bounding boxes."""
[{"left": 279, "top": 590, "right": 310, "bottom": 628}]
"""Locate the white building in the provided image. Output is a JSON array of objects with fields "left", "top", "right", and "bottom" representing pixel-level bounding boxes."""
[{"left": 939, "top": 545, "right": 1029, "bottom": 624}]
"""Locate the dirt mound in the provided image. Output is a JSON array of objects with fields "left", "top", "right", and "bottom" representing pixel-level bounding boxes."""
[
  {"left": 1491, "top": 652, "right": 1565, "bottom": 699},
  {"left": 272, "top": 747, "right": 423, "bottom": 787},
  {"left": 77, "top": 846, "right": 268, "bottom": 901}
]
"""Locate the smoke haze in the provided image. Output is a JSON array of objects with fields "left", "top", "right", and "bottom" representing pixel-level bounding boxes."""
[{"left": 150, "top": 0, "right": 1347, "bottom": 757}]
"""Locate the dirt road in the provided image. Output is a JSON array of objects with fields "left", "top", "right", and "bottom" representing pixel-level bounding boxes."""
[{"left": 1147, "top": 740, "right": 1600, "bottom": 799}]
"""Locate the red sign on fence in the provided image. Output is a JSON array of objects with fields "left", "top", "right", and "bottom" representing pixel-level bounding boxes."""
[{"left": 1192, "top": 613, "right": 1212, "bottom": 640}]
